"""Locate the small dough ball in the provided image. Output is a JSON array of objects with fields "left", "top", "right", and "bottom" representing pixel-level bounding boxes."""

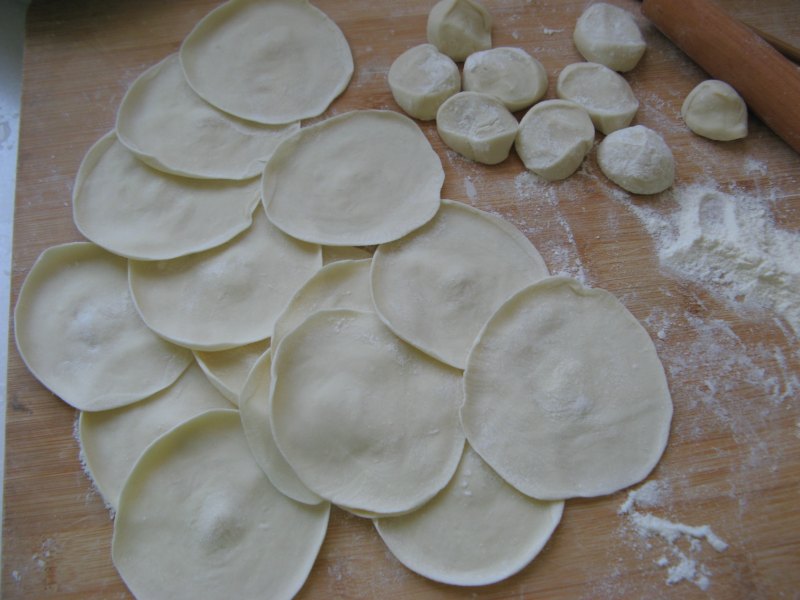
[
  {"left": 427, "top": 0, "right": 492, "bottom": 62},
  {"left": 436, "top": 91, "right": 519, "bottom": 165},
  {"left": 556, "top": 62, "right": 638, "bottom": 134},
  {"left": 597, "top": 125, "right": 675, "bottom": 195},
  {"left": 573, "top": 2, "right": 646, "bottom": 72},
  {"left": 388, "top": 44, "right": 461, "bottom": 121},
  {"left": 515, "top": 100, "right": 595, "bottom": 181},
  {"left": 463, "top": 47, "right": 548, "bottom": 112},
  {"left": 681, "top": 80, "right": 748, "bottom": 141}
]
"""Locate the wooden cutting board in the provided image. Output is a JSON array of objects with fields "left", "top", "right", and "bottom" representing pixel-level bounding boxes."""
[{"left": 4, "top": 0, "right": 799, "bottom": 598}]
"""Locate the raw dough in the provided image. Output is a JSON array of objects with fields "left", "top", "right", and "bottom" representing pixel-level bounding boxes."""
[
  {"left": 180, "top": 0, "right": 353, "bottom": 124},
  {"left": 573, "top": 2, "right": 646, "bottom": 72},
  {"left": 239, "top": 350, "right": 323, "bottom": 505},
  {"left": 515, "top": 99, "right": 595, "bottom": 181},
  {"left": 73, "top": 131, "right": 260, "bottom": 261},
  {"left": 263, "top": 110, "right": 443, "bottom": 245},
  {"left": 597, "top": 124, "right": 675, "bottom": 195},
  {"left": 116, "top": 54, "right": 299, "bottom": 180},
  {"left": 270, "top": 309, "right": 465, "bottom": 515},
  {"left": 112, "top": 409, "right": 330, "bottom": 600},
  {"left": 436, "top": 91, "right": 519, "bottom": 164},
  {"left": 372, "top": 200, "right": 549, "bottom": 369},
  {"left": 193, "top": 339, "right": 270, "bottom": 405},
  {"left": 14, "top": 242, "right": 192, "bottom": 412},
  {"left": 462, "top": 277, "right": 673, "bottom": 500},
  {"left": 556, "top": 62, "right": 638, "bottom": 134},
  {"left": 388, "top": 43, "right": 461, "bottom": 121},
  {"left": 79, "top": 362, "right": 232, "bottom": 510},
  {"left": 375, "top": 444, "right": 563, "bottom": 586},
  {"left": 128, "top": 208, "right": 321, "bottom": 350},
  {"left": 462, "top": 47, "right": 548, "bottom": 112},
  {"left": 321, "top": 245, "right": 372, "bottom": 264},
  {"left": 427, "top": 0, "right": 492, "bottom": 62},
  {"left": 681, "top": 79, "right": 748, "bottom": 141}
]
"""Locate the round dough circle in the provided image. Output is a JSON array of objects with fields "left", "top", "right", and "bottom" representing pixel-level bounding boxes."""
[
  {"left": 436, "top": 91, "right": 519, "bottom": 164},
  {"left": 112, "top": 409, "right": 330, "bottom": 600},
  {"left": 375, "top": 444, "right": 563, "bottom": 586},
  {"left": 128, "top": 208, "right": 321, "bottom": 350},
  {"left": 14, "top": 242, "right": 192, "bottom": 411},
  {"left": 388, "top": 44, "right": 461, "bottom": 121},
  {"left": 193, "top": 339, "right": 270, "bottom": 405},
  {"left": 573, "top": 2, "right": 646, "bottom": 72},
  {"left": 681, "top": 79, "right": 748, "bottom": 141},
  {"left": 556, "top": 62, "right": 638, "bottom": 134},
  {"left": 263, "top": 110, "right": 443, "bottom": 245},
  {"left": 427, "top": 0, "right": 492, "bottom": 62},
  {"left": 462, "top": 47, "right": 548, "bottom": 112},
  {"left": 515, "top": 99, "right": 595, "bottom": 181},
  {"left": 462, "top": 277, "right": 673, "bottom": 500},
  {"left": 271, "top": 309, "right": 465, "bottom": 515},
  {"left": 180, "top": 0, "right": 353, "bottom": 124},
  {"left": 597, "top": 125, "right": 675, "bottom": 195},
  {"left": 73, "top": 132, "right": 261, "bottom": 261},
  {"left": 371, "top": 200, "right": 549, "bottom": 369},
  {"left": 116, "top": 54, "right": 300, "bottom": 180}
]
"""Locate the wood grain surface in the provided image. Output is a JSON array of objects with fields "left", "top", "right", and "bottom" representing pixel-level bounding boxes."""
[{"left": 4, "top": 0, "right": 799, "bottom": 598}]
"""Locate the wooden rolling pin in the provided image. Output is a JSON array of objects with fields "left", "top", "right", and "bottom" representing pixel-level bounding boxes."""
[{"left": 642, "top": 0, "right": 800, "bottom": 155}]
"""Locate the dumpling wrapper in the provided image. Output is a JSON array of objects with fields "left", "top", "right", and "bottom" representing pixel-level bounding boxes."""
[
  {"left": 73, "top": 132, "right": 260, "bottom": 261},
  {"left": 112, "top": 409, "right": 330, "bottom": 600},
  {"left": 180, "top": 0, "right": 353, "bottom": 124},
  {"left": 375, "top": 444, "right": 563, "bottom": 586},
  {"left": 263, "top": 110, "right": 443, "bottom": 246},
  {"left": 129, "top": 207, "right": 321, "bottom": 351},
  {"left": 193, "top": 339, "right": 271, "bottom": 405},
  {"left": 14, "top": 242, "right": 192, "bottom": 411},
  {"left": 79, "top": 362, "right": 233, "bottom": 510},
  {"left": 116, "top": 53, "right": 299, "bottom": 180},
  {"left": 462, "top": 277, "right": 673, "bottom": 500},
  {"left": 239, "top": 350, "right": 323, "bottom": 505},
  {"left": 372, "top": 200, "right": 549, "bottom": 370},
  {"left": 271, "top": 309, "right": 465, "bottom": 515},
  {"left": 321, "top": 245, "right": 372, "bottom": 264}
]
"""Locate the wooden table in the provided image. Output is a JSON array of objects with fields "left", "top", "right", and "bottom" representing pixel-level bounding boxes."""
[{"left": 4, "top": 0, "right": 799, "bottom": 598}]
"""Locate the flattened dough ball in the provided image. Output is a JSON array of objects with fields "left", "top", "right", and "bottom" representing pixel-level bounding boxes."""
[
  {"left": 573, "top": 2, "right": 646, "bottom": 72},
  {"left": 462, "top": 277, "right": 673, "bottom": 500},
  {"left": 271, "top": 310, "right": 465, "bottom": 515},
  {"left": 681, "top": 79, "right": 748, "bottom": 141},
  {"left": 263, "top": 110, "right": 443, "bottom": 245},
  {"left": 556, "top": 62, "right": 638, "bottom": 134},
  {"left": 180, "top": 0, "right": 353, "bottom": 124},
  {"left": 427, "top": 0, "right": 492, "bottom": 62},
  {"left": 515, "top": 99, "right": 595, "bottom": 181},
  {"left": 436, "top": 92, "right": 519, "bottom": 165},
  {"left": 597, "top": 125, "right": 675, "bottom": 195},
  {"left": 14, "top": 243, "right": 192, "bottom": 411},
  {"left": 112, "top": 409, "right": 330, "bottom": 600},
  {"left": 388, "top": 44, "right": 460, "bottom": 121},
  {"left": 462, "top": 47, "right": 548, "bottom": 112},
  {"left": 73, "top": 132, "right": 260, "bottom": 261},
  {"left": 372, "top": 200, "right": 548, "bottom": 369},
  {"left": 194, "top": 339, "right": 270, "bottom": 405},
  {"left": 129, "top": 208, "right": 321, "bottom": 350},
  {"left": 116, "top": 54, "right": 299, "bottom": 180},
  {"left": 375, "top": 444, "right": 563, "bottom": 586}
]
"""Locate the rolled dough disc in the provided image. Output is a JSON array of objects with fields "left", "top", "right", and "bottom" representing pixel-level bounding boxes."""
[{"left": 193, "top": 339, "right": 271, "bottom": 405}]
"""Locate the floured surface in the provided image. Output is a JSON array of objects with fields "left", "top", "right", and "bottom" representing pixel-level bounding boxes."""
[{"left": 6, "top": 0, "right": 800, "bottom": 598}]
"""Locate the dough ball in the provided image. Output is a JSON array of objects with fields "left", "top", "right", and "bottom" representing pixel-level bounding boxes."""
[
  {"left": 556, "top": 62, "right": 638, "bottom": 134},
  {"left": 436, "top": 91, "right": 519, "bottom": 164},
  {"left": 597, "top": 125, "right": 675, "bottom": 195},
  {"left": 462, "top": 47, "right": 548, "bottom": 112},
  {"left": 681, "top": 79, "right": 748, "bottom": 141},
  {"left": 462, "top": 277, "right": 673, "bottom": 500},
  {"left": 573, "top": 2, "right": 646, "bottom": 72},
  {"left": 388, "top": 44, "right": 461, "bottom": 121},
  {"left": 515, "top": 99, "right": 595, "bottom": 181},
  {"left": 427, "top": 0, "right": 492, "bottom": 62}
]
